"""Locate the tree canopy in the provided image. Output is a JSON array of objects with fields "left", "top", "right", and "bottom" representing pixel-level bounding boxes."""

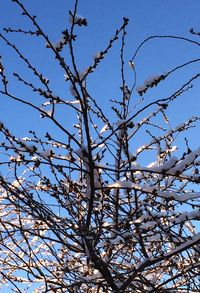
[{"left": 0, "top": 1, "right": 200, "bottom": 292}]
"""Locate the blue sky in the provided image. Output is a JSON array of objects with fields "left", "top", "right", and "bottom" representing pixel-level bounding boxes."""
[
  {"left": 0, "top": 1, "right": 199, "bottom": 169},
  {"left": 0, "top": 1, "right": 200, "bottom": 292},
  {"left": 0, "top": 0, "right": 200, "bottom": 152}
]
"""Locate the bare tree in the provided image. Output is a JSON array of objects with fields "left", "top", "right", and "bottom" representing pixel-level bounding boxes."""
[{"left": 0, "top": 1, "right": 200, "bottom": 292}]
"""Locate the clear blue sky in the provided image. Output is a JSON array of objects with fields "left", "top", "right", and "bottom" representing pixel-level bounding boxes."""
[
  {"left": 0, "top": 1, "right": 199, "bottom": 157},
  {"left": 0, "top": 1, "right": 200, "bottom": 291}
]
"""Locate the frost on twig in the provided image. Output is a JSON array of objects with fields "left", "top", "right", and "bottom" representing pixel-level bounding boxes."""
[{"left": 136, "top": 74, "right": 166, "bottom": 96}]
